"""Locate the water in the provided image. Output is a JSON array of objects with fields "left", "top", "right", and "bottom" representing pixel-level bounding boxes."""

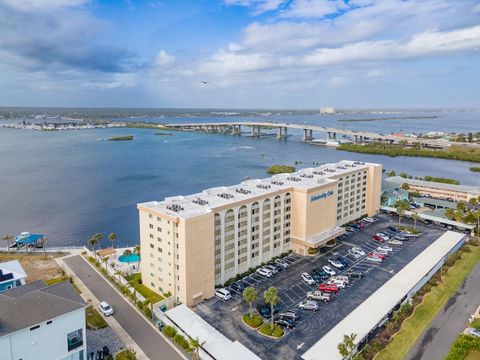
[
  {"left": 118, "top": 254, "right": 140, "bottom": 263},
  {"left": 0, "top": 111, "right": 478, "bottom": 247}
]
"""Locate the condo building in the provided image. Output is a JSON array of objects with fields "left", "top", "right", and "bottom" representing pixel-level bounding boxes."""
[{"left": 138, "top": 160, "right": 382, "bottom": 306}]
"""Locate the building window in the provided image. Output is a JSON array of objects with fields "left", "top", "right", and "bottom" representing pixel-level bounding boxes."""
[
  {"left": 149, "top": 214, "right": 153, "bottom": 219},
  {"left": 30, "top": 325, "right": 40, "bottom": 331},
  {"left": 46, "top": 320, "right": 52, "bottom": 325},
  {"left": 150, "top": 244, "right": 154, "bottom": 249},
  {"left": 67, "top": 329, "right": 83, "bottom": 352}
]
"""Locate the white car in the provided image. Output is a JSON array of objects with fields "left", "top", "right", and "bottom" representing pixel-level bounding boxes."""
[
  {"left": 351, "top": 247, "right": 366, "bottom": 256},
  {"left": 348, "top": 250, "right": 362, "bottom": 259},
  {"left": 264, "top": 264, "right": 278, "bottom": 275},
  {"left": 215, "top": 288, "right": 232, "bottom": 301},
  {"left": 377, "top": 245, "right": 393, "bottom": 252},
  {"left": 328, "top": 258, "right": 344, "bottom": 269},
  {"left": 332, "top": 275, "right": 350, "bottom": 285},
  {"left": 363, "top": 217, "right": 376, "bottom": 223},
  {"left": 301, "top": 272, "right": 315, "bottom": 285},
  {"left": 388, "top": 239, "right": 404, "bottom": 246},
  {"left": 99, "top": 301, "right": 114, "bottom": 316},
  {"left": 322, "top": 265, "right": 336, "bottom": 276},
  {"left": 256, "top": 267, "right": 273, "bottom": 278},
  {"left": 327, "top": 279, "right": 345, "bottom": 289},
  {"left": 274, "top": 258, "right": 289, "bottom": 269}
]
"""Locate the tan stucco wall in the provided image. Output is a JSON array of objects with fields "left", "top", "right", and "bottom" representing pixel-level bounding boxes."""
[{"left": 366, "top": 164, "right": 383, "bottom": 216}]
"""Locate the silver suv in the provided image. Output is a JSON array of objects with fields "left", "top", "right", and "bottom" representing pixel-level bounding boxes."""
[{"left": 306, "top": 291, "right": 331, "bottom": 302}]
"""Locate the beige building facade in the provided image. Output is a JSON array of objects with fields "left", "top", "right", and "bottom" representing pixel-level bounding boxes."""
[{"left": 138, "top": 160, "right": 382, "bottom": 306}]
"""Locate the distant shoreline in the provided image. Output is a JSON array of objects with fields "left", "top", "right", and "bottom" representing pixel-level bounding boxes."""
[{"left": 337, "top": 115, "right": 439, "bottom": 122}]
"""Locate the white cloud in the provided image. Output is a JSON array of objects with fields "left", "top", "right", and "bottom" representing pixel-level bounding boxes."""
[
  {"left": 0, "top": 0, "right": 88, "bottom": 11},
  {"left": 281, "top": 0, "right": 344, "bottom": 18},
  {"left": 154, "top": 50, "right": 175, "bottom": 67},
  {"left": 223, "top": 0, "right": 285, "bottom": 14}
]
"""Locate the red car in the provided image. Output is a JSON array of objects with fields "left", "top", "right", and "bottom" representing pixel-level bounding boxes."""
[
  {"left": 368, "top": 252, "right": 385, "bottom": 260},
  {"left": 319, "top": 283, "right": 339, "bottom": 293},
  {"left": 372, "top": 235, "right": 385, "bottom": 243}
]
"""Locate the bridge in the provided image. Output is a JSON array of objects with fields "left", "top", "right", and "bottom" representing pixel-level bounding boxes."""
[{"left": 164, "top": 121, "right": 450, "bottom": 148}]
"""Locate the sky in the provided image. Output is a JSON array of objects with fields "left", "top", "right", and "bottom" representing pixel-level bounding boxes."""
[{"left": 1, "top": 0, "right": 480, "bottom": 109}]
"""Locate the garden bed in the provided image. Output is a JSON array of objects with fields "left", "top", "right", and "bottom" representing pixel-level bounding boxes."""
[
  {"left": 258, "top": 323, "right": 284, "bottom": 339},
  {"left": 242, "top": 313, "right": 264, "bottom": 329}
]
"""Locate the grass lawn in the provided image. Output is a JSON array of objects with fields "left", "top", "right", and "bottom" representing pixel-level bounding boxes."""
[
  {"left": 376, "top": 246, "right": 480, "bottom": 360},
  {"left": 258, "top": 323, "right": 284, "bottom": 338},
  {"left": 86, "top": 306, "right": 108, "bottom": 330},
  {"left": 126, "top": 273, "right": 164, "bottom": 304},
  {"left": 243, "top": 313, "right": 264, "bottom": 329},
  {"left": 115, "top": 348, "right": 136, "bottom": 360}
]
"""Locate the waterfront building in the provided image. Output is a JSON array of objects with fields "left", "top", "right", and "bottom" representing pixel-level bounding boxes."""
[
  {"left": 381, "top": 180, "right": 409, "bottom": 207},
  {"left": 0, "top": 280, "right": 87, "bottom": 360},
  {"left": 138, "top": 160, "right": 382, "bottom": 306},
  {"left": 0, "top": 260, "right": 26, "bottom": 292},
  {"left": 320, "top": 107, "right": 336, "bottom": 114},
  {"left": 386, "top": 176, "right": 480, "bottom": 202}
]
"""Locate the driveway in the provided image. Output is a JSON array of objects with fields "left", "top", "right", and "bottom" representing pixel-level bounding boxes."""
[
  {"left": 64, "top": 255, "right": 182, "bottom": 360},
  {"left": 406, "top": 260, "right": 480, "bottom": 360}
]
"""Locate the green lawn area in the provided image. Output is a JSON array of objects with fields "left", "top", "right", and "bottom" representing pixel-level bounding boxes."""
[
  {"left": 126, "top": 273, "right": 164, "bottom": 304},
  {"left": 376, "top": 246, "right": 480, "bottom": 360},
  {"left": 86, "top": 306, "right": 108, "bottom": 330},
  {"left": 115, "top": 348, "right": 137, "bottom": 360}
]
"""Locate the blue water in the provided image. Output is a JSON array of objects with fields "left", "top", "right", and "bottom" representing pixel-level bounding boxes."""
[
  {"left": 118, "top": 254, "right": 140, "bottom": 263},
  {"left": 0, "top": 112, "right": 479, "bottom": 247}
]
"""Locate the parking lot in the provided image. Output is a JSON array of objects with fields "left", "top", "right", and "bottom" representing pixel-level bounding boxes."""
[{"left": 193, "top": 213, "right": 446, "bottom": 360}]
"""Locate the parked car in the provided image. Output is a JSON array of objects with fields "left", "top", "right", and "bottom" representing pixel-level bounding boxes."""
[
  {"left": 307, "top": 290, "right": 331, "bottom": 302},
  {"left": 352, "top": 247, "right": 366, "bottom": 256},
  {"left": 403, "top": 232, "right": 419, "bottom": 238},
  {"left": 376, "top": 232, "right": 390, "bottom": 241},
  {"left": 348, "top": 249, "right": 362, "bottom": 259},
  {"left": 322, "top": 265, "right": 336, "bottom": 276},
  {"left": 230, "top": 281, "right": 247, "bottom": 293},
  {"left": 387, "top": 226, "right": 400, "bottom": 233},
  {"left": 328, "top": 258, "right": 345, "bottom": 269},
  {"left": 366, "top": 254, "right": 383, "bottom": 263},
  {"left": 275, "top": 258, "right": 289, "bottom": 269},
  {"left": 346, "top": 270, "right": 364, "bottom": 278},
  {"left": 395, "top": 234, "right": 408, "bottom": 241},
  {"left": 373, "top": 235, "right": 386, "bottom": 243},
  {"left": 327, "top": 279, "right": 346, "bottom": 289},
  {"left": 312, "top": 268, "right": 330, "bottom": 280},
  {"left": 302, "top": 272, "right": 316, "bottom": 285},
  {"left": 256, "top": 267, "right": 273, "bottom": 277},
  {"left": 310, "top": 272, "right": 322, "bottom": 283},
  {"left": 332, "top": 275, "right": 350, "bottom": 285},
  {"left": 256, "top": 304, "right": 271, "bottom": 318},
  {"left": 372, "top": 251, "right": 388, "bottom": 259},
  {"left": 282, "top": 310, "right": 299, "bottom": 320},
  {"left": 388, "top": 239, "right": 404, "bottom": 246},
  {"left": 298, "top": 300, "right": 319, "bottom": 311},
  {"left": 264, "top": 264, "right": 279, "bottom": 274},
  {"left": 377, "top": 245, "right": 393, "bottom": 252},
  {"left": 215, "top": 288, "right": 232, "bottom": 301},
  {"left": 319, "top": 283, "right": 339, "bottom": 293},
  {"left": 363, "top": 217, "right": 376, "bottom": 223},
  {"left": 99, "top": 301, "right": 114, "bottom": 316},
  {"left": 274, "top": 317, "right": 295, "bottom": 329},
  {"left": 338, "top": 257, "right": 352, "bottom": 267}
]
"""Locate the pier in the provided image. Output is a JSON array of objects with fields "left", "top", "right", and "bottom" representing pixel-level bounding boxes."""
[{"left": 165, "top": 121, "right": 450, "bottom": 148}]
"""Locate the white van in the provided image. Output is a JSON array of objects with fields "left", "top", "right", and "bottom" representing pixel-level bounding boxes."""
[
  {"left": 327, "top": 278, "right": 346, "bottom": 289},
  {"left": 215, "top": 288, "right": 232, "bottom": 301}
]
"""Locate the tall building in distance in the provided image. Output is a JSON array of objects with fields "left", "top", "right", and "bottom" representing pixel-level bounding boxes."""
[
  {"left": 138, "top": 160, "right": 382, "bottom": 306},
  {"left": 320, "top": 107, "right": 336, "bottom": 114}
]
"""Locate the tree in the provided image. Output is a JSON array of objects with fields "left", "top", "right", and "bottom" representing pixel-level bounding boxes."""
[
  {"left": 133, "top": 244, "right": 141, "bottom": 269},
  {"left": 108, "top": 232, "right": 117, "bottom": 253},
  {"left": 395, "top": 200, "right": 410, "bottom": 226},
  {"left": 337, "top": 333, "right": 357, "bottom": 359},
  {"left": 445, "top": 208, "right": 456, "bottom": 220},
  {"left": 242, "top": 286, "right": 257, "bottom": 319},
  {"left": 387, "top": 170, "right": 396, "bottom": 177},
  {"left": 457, "top": 202, "right": 467, "bottom": 213},
  {"left": 189, "top": 337, "right": 206, "bottom": 360},
  {"left": 2, "top": 234, "right": 13, "bottom": 252},
  {"left": 469, "top": 198, "right": 478, "bottom": 207},
  {"left": 87, "top": 235, "right": 98, "bottom": 259},
  {"left": 401, "top": 183, "right": 410, "bottom": 191},
  {"left": 114, "top": 270, "right": 123, "bottom": 284},
  {"left": 264, "top": 286, "right": 278, "bottom": 330},
  {"left": 411, "top": 212, "right": 421, "bottom": 231}
]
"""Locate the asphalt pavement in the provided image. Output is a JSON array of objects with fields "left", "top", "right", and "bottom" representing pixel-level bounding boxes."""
[
  {"left": 64, "top": 255, "right": 182, "bottom": 360},
  {"left": 406, "top": 259, "right": 480, "bottom": 360}
]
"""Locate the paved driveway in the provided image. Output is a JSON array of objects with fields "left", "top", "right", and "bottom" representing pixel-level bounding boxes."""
[
  {"left": 64, "top": 255, "right": 181, "bottom": 360},
  {"left": 406, "top": 260, "right": 480, "bottom": 360}
]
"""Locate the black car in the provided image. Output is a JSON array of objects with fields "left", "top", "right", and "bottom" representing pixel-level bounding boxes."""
[
  {"left": 275, "top": 318, "right": 294, "bottom": 329},
  {"left": 256, "top": 304, "right": 270, "bottom": 318},
  {"left": 274, "top": 315, "right": 295, "bottom": 328},
  {"left": 312, "top": 268, "right": 329, "bottom": 279},
  {"left": 338, "top": 257, "right": 352, "bottom": 267},
  {"left": 311, "top": 272, "right": 322, "bottom": 283},
  {"left": 346, "top": 270, "right": 364, "bottom": 278},
  {"left": 230, "top": 281, "right": 246, "bottom": 293},
  {"left": 387, "top": 226, "right": 400, "bottom": 233}
]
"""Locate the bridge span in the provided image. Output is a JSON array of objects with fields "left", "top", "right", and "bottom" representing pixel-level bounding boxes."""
[{"left": 165, "top": 121, "right": 449, "bottom": 148}]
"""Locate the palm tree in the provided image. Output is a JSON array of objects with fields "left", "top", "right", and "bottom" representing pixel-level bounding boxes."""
[
  {"left": 411, "top": 212, "right": 421, "bottom": 231},
  {"left": 94, "top": 233, "right": 103, "bottom": 249},
  {"left": 2, "top": 234, "right": 13, "bottom": 252},
  {"left": 108, "top": 232, "right": 117, "bottom": 257},
  {"left": 133, "top": 244, "right": 141, "bottom": 269},
  {"left": 189, "top": 337, "right": 206, "bottom": 360},
  {"left": 242, "top": 286, "right": 257, "bottom": 319},
  {"left": 395, "top": 200, "right": 410, "bottom": 226},
  {"left": 337, "top": 333, "right": 357, "bottom": 359},
  {"left": 101, "top": 256, "right": 108, "bottom": 272},
  {"left": 88, "top": 236, "right": 98, "bottom": 260},
  {"left": 114, "top": 270, "right": 123, "bottom": 284},
  {"left": 264, "top": 286, "right": 278, "bottom": 330},
  {"left": 445, "top": 208, "right": 456, "bottom": 220}
]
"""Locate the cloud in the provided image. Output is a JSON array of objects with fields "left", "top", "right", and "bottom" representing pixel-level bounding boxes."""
[
  {"left": 223, "top": 0, "right": 286, "bottom": 14},
  {"left": 154, "top": 50, "right": 175, "bottom": 67},
  {"left": 280, "top": 0, "right": 345, "bottom": 18}
]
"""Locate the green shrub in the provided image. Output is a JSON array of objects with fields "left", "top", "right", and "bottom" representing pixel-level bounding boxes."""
[
  {"left": 174, "top": 334, "right": 190, "bottom": 350},
  {"left": 136, "top": 300, "right": 144, "bottom": 309},
  {"left": 242, "top": 313, "right": 263, "bottom": 328},
  {"left": 445, "top": 334, "right": 480, "bottom": 360},
  {"left": 307, "top": 247, "right": 318, "bottom": 254},
  {"left": 469, "top": 238, "right": 480, "bottom": 247},
  {"left": 463, "top": 246, "right": 472, "bottom": 253},
  {"left": 258, "top": 323, "right": 284, "bottom": 338},
  {"left": 162, "top": 325, "right": 177, "bottom": 338},
  {"left": 143, "top": 307, "right": 152, "bottom": 319}
]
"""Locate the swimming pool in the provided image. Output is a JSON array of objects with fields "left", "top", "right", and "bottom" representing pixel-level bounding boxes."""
[{"left": 118, "top": 253, "right": 140, "bottom": 263}]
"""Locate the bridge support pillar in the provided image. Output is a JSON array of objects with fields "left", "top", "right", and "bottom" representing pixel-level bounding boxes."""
[
  {"left": 332, "top": 132, "right": 336, "bottom": 140},
  {"left": 354, "top": 135, "right": 359, "bottom": 144},
  {"left": 303, "top": 129, "right": 313, "bottom": 142},
  {"left": 327, "top": 132, "right": 332, "bottom": 139}
]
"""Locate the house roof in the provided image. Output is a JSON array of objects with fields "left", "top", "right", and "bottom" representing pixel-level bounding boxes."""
[
  {"left": 386, "top": 176, "right": 480, "bottom": 194},
  {"left": 0, "top": 280, "right": 86, "bottom": 337},
  {"left": 0, "top": 260, "right": 27, "bottom": 284}
]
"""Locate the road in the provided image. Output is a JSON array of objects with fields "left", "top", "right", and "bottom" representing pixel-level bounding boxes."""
[
  {"left": 64, "top": 255, "right": 182, "bottom": 360},
  {"left": 406, "top": 260, "right": 480, "bottom": 360}
]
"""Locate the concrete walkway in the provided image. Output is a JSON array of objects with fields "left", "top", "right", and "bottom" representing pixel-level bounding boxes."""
[
  {"left": 63, "top": 255, "right": 184, "bottom": 360},
  {"left": 406, "top": 260, "right": 480, "bottom": 360}
]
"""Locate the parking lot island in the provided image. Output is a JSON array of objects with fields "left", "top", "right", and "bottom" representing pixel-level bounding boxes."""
[{"left": 137, "top": 160, "right": 382, "bottom": 306}]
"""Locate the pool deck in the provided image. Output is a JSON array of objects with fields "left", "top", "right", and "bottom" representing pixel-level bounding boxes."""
[{"left": 110, "top": 247, "right": 141, "bottom": 276}]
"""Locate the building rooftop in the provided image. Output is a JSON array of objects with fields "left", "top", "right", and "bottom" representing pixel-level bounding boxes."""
[
  {"left": 139, "top": 160, "right": 376, "bottom": 219},
  {"left": 386, "top": 176, "right": 480, "bottom": 194},
  {"left": 302, "top": 231, "right": 466, "bottom": 360},
  {"left": 0, "top": 260, "right": 27, "bottom": 284},
  {"left": 0, "top": 280, "right": 86, "bottom": 337}
]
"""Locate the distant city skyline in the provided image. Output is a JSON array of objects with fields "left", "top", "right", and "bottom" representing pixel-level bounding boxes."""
[{"left": 1, "top": 0, "right": 479, "bottom": 108}]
